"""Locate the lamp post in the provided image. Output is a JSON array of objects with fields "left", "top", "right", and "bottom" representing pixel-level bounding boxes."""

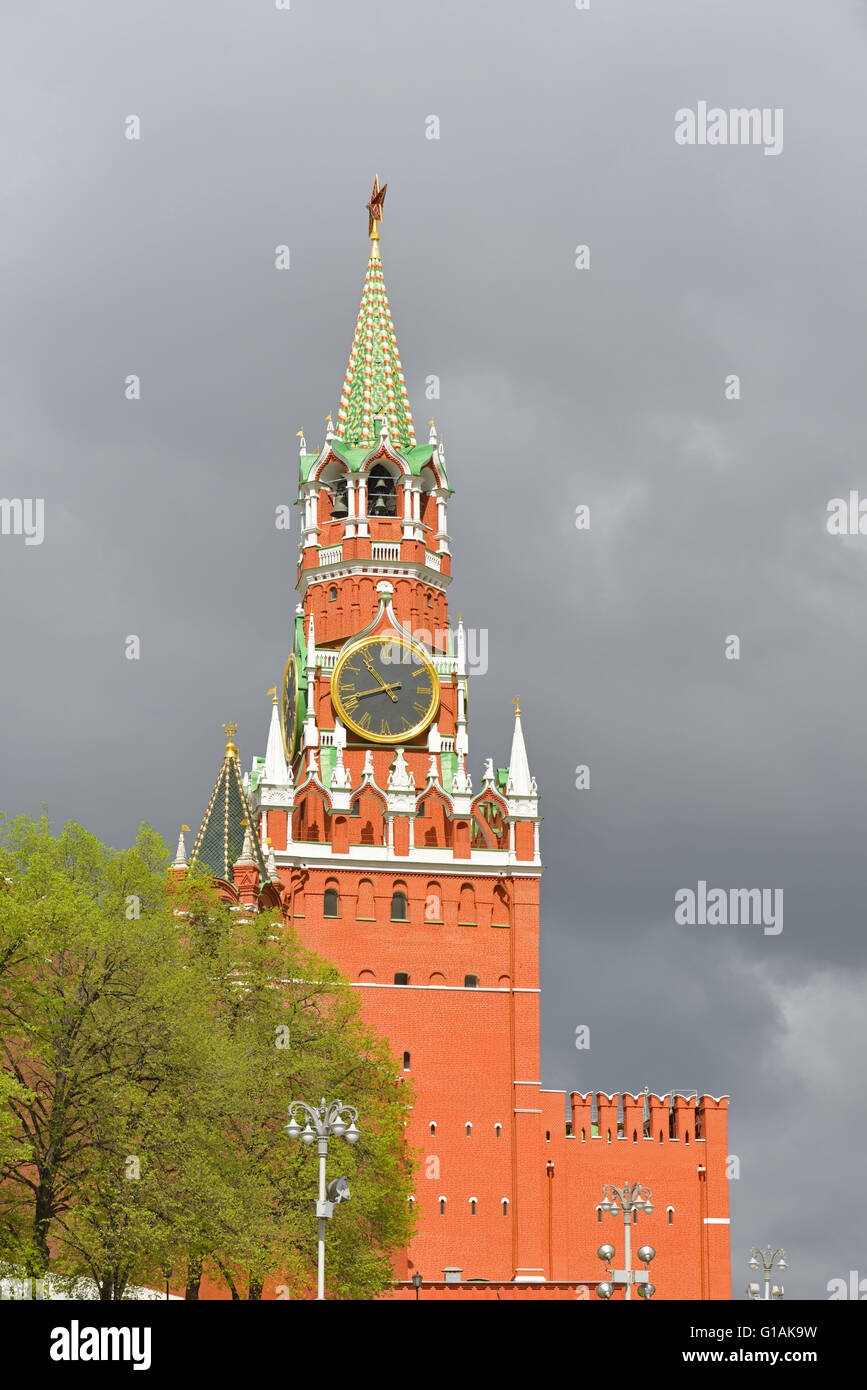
[
  {"left": 595, "top": 1181, "right": 656, "bottom": 1301},
  {"left": 411, "top": 1271, "right": 423, "bottom": 1301},
  {"left": 285, "top": 1097, "right": 359, "bottom": 1301},
  {"left": 747, "top": 1246, "right": 786, "bottom": 1301}
]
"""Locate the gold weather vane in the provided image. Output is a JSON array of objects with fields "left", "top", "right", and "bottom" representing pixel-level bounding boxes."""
[
  {"left": 513, "top": 696, "right": 521, "bottom": 716},
  {"left": 366, "top": 174, "right": 387, "bottom": 241},
  {"left": 267, "top": 686, "right": 277, "bottom": 702},
  {"left": 223, "top": 721, "right": 238, "bottom": 753}
]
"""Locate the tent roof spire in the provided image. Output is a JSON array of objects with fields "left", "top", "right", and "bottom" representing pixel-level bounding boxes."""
[
  {"left": 189, "top": 725, "right": 270, "bottom": 883},
  {"left": 335, "top": 176, "right": 416, "bottom": 453}
]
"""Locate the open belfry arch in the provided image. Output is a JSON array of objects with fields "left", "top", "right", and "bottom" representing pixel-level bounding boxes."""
[{"left": 178, "top": 179, "right": 732, "bottom": 1300}]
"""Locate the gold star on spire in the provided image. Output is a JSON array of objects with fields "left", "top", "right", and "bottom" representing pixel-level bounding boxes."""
[{"left": 366, "top": 174, "right": 387, "bottom": 242}]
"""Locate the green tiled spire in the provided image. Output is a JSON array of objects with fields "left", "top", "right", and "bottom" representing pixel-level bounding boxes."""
[
  {"left": 335, "top": 183, "right": 416, "bottom": 452},
  {"left": 190, "top": 724, "right": 269, "bottom": 883}
]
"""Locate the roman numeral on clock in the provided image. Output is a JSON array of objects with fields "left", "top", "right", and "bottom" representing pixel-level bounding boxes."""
[
  {"left": 413, "top": 701, "right": 428, "bottom": 715},
  {"left": 359, "top": 712, "right": 371, "bottom": 730},
  {"left": 343, "top": 696, "right": 359, "bottom": 712},
  {"left": 379, "top": 720, "right": 392, "bottom": 737}
]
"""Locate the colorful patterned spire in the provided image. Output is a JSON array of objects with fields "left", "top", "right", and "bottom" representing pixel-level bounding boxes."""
[
  {"left": 335, "top": 178, "right": 416, "bottom": 452},
  {"left": 190, "top": 725, "right": 269, "bottom": 883}
]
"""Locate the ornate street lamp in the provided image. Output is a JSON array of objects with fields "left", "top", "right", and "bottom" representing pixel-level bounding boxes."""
[
  {"left": 595, "top": 1181, "right": 656, "bottom": 1301},
  {"left": 747, "top": 1246, "right": 786, "bottom": 1300},
  {"left": 285, "top": 1097, "right": 360, "bottom": 1300}
]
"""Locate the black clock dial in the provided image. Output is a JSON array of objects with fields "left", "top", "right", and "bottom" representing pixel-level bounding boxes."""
[
  {"left": 281, "top": 652, "right": 299, "bottom": 762},
  {"left": 332, "top": 635, "right": 440, "bottom": 744}
]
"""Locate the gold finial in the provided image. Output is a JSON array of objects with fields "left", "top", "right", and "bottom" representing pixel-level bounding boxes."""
[
  {"left": 181, "top": 824, "right": 190, "bottom": 833},
  {"left": 267, "top": 685, "right": 277, "bottom": 703},
  {"left": 366, "top": 174, "right": 387, "bottom": 242},
  {"left": 512, "top": 696, "right": 520, "bottom": 716},
  {"left": 457, "top": 613, "right": 462, "bottom": 624},
  {"left": 223, "top": 721, "right": 238, "bottom": 754},
  {"left": 429, "top": 417, "right": 435, "bottom": 426}
]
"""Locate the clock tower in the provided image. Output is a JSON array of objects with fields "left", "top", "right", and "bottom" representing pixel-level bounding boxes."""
[{"left": 186, "top": 179, "right": 732, "bottom": 1299}]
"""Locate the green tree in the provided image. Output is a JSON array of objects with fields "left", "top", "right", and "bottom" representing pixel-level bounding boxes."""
[{"left": 0, "top": 815, "right": 415, "bottom": 1299}]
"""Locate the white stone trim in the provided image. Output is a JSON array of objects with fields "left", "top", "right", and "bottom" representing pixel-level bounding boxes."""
[
  {"left": 272, "top": 844, "right": 540, "bottom": 873},
  {"left": 298, "top": 560, "right": 451, "bottom": 593},
  {"left": 350, "top": 982, "right": 540, "bottom": 994}
]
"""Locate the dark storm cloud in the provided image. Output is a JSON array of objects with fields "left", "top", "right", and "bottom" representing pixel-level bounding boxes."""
[{"left": 1, "top": 0, "right": 864, "bottom": 1298}]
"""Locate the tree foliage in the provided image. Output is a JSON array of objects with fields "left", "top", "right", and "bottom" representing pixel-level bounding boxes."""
[{"left": 0, "top": 814, "right": 415, "bottom": 1298}]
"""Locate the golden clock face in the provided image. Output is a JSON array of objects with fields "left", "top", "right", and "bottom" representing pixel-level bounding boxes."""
[
  {"left": 281, "top": 651, "right": 300, "bottom": 762},
  {"left": 331, "top": 634, "right": 440, "bottom": 744}
]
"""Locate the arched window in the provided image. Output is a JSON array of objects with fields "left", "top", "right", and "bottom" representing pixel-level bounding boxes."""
[
  {"left": 685, "top": 1131, "right": 690, "bottom": 1144},
  {"left": 502, "top": 1199, "right": 509, "bottom": 1216},
  {"left": 464, "top": 974, "right": 479, "bottom": 989},
  {"left": 545, "top": 1130, "right": 551, "bottom": 1142},
  {"left": 329, "top": 585, "right": 337, "bottom": 601},
  {"left": 439, "top": 1197, "right": 446, "bottom": 1216},
  {"left": 323, "top": 885, "right": 339, "bottom": 918},
  {"left": 424, "top": 882, "right": 442, "bottom": 922},
  {"left": 391, "top": 887, "right": 408, "bottom": 921},
  {"left": 403, "top": 1051, "right": 410, "bottom": 1070},
  {"left": 329, "top": 478, "right": 348, "bottom": 520},
  {"left": 465, "top": 1123, "right": 472, "bottom": 1137},
  {"left": 469, "top": 1199, "right": 477, "bottom": 1216},
  {"left": 495, "top": 1123, "right": 502, "bottom": 1138},
  {"left": 350, "top": 798, "right": 360, "bottom": 818},
  {"left": 632, "top": 1209, "right": 638, "bottom": 1224},
  {"left": 367, "top": 462, "right": 397, "bottom": 517},
  {"left": 596, "top": 1205, "right": 603, "bottom": 1224},
  {"left": 356, "top": 879, "right": 374, "bottom": 918},
  {"left": 667, "top": 1206, "right": 675, "bottom": 1225},
  {"left": 491, "top": 883, "right": 510, "bottom": 926},
  {"left": 430, "top": 1122, "right": 436, "bottom": 1135},
  {"left": 458, "top": 883, "right": 476, "bottom": 923},
  {"left": 394, "top": 971, "right": 409, "bottom": 986}
]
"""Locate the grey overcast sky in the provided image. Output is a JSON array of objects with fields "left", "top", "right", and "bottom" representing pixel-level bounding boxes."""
[{"left": 1, "top": 0, "right": 865, "bottom": 1299}]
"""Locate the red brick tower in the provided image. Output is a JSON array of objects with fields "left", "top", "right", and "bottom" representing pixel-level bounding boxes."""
[{"left": 186, "top": 180, "right": 732, "bottom": 1299}]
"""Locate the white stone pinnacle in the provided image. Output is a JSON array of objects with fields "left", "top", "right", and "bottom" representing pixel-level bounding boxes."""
[
  {"left": 506, "top": 708, "right": 535, "bottom": 797},
  {"left": 172, "top": 829, "right": 187, "bottom": 868},
  {"left": 263, "top": 698, "right": 289, "bottom": 785}
]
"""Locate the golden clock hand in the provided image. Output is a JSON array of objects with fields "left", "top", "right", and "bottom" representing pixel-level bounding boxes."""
[
  {"left": 354, "top": 683, "right": 402, "bottom": 698},
  {"left": 362, "top": 658, "right": 393, "bottom": 693}
]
